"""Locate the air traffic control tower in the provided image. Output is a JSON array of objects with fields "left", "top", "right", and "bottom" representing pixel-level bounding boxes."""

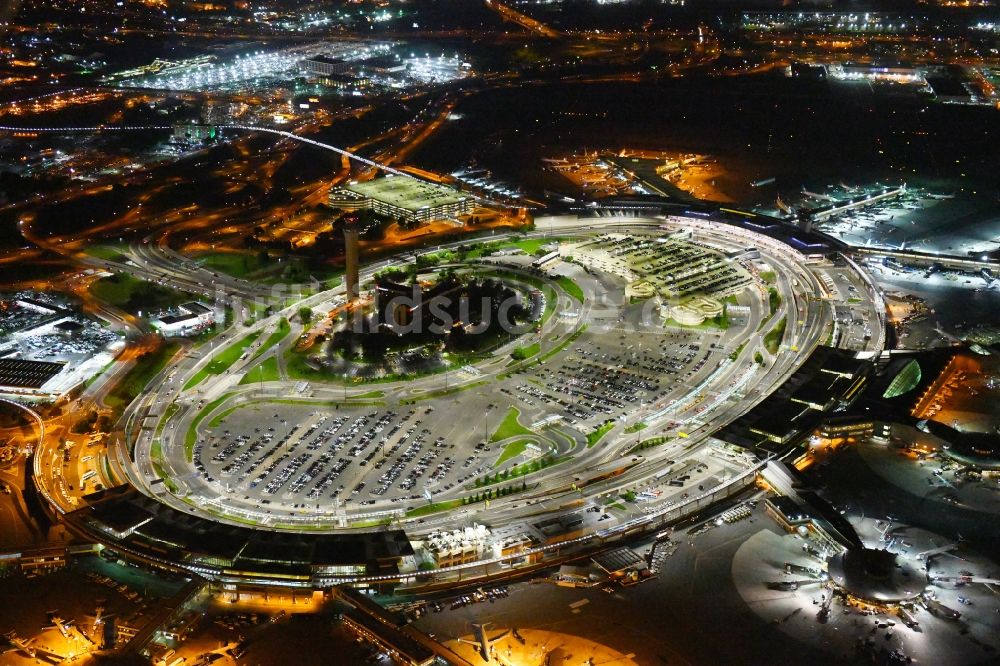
[{"left": 344, "top": 216, "right": 360, "bottom": 301}]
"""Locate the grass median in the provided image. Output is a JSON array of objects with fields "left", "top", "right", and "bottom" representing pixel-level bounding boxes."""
[
  {"left": 239, "top": 356, "right": 281, "bottom": 384},
  {"left": 495, "top": 440, "right": 530, "bottom": 467},
  {"left": 251, "top": 317, "right": 290, "bottom": 361},
  {"left": 184, "top": 330, "right": 262, "bottom": 390},
  {"left": 490, "top": 407, "right": 533, "bottom": 443},
  {"left": 587, "top": 421, "right": 615, "bottom": 448},
  {"left": 405, "top": 498, "right": 463, "bottom": 518},
  {"left": 105, "top": 342, "right": 181, "bottom": 411},
  {"left": 555, "top": 275, "right": 584, "bottom": 303},
  {"left": 764, "top": 316, "right": 787, "bottom": 355},
  {"left": 184, "top": 394, "right": 231, "bottom": 462},
  {"left": 511, "top": 342, "right": 540, "bottom": 361}
]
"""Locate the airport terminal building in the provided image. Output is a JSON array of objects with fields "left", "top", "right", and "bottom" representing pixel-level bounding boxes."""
[{"left": 329, "top": 176, "right": 474, "bottom": 223}]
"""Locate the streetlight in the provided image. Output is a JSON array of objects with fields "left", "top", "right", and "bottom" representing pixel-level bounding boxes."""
[{"left": 484, "top": 406, "right": 492, "bottom": 445}]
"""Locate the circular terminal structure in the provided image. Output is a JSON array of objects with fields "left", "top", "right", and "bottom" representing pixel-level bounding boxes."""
[{"left": 827, "top": 547, "right": 926, "bottom": 605}]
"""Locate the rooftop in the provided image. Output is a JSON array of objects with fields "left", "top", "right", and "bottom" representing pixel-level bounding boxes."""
[
  {"left": 0, "top": 358, "right": 66, "bottom": 389},
  {"left": 356, "top": 55, "right": 405, "bottom": 71},
  {"left": 340, "top": 176, "right": 470, "bottom": 213},
  {"left": 158, "top": 312, "right": 200, "bottom": 326},
  {"left": 592, "top": 547, "right": 643, "bottom": 574},
  {"left": 180, "top": 301, "right": 212, "bottom": 315},
  {"left": 304, "top": 55, "right": 347, "bottom": 65}
]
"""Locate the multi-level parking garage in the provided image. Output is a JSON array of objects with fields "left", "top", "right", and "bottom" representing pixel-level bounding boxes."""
[{"left": 64, "top": 211, "right": 885, "bottom": 589}]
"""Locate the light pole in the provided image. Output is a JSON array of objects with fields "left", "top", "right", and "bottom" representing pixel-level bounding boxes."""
[{"left": 484, "top": 406, "right": 491, "bottom": 445}]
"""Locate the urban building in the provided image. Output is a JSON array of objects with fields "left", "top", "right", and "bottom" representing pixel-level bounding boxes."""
[
  {"left": 171, "top": 123, "right": 219, "bottom": 144},
  {"left": 152, "top": 302, "right": 217, "bottom": 335},
  {"left": 301, "top": 55, "right": 352, "bottom": 77}
]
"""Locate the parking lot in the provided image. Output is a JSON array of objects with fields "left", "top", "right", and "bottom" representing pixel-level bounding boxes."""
[
  {"left": 179, "top": 288, "right": 746, "bottom": 522},
  {"left": 0, "top": 291, "right": 121, "bottom": 397},
  {"left": 198, "top": 403, "right": 479, "bottom": 509}
]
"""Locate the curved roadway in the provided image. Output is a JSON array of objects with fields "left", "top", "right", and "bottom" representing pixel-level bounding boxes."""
[{"left": 118, "top": 215, "right": 871, "bottom": 542}]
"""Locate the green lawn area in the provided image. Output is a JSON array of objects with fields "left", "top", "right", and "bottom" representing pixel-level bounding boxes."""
[
  {"left": 150, "top": 461, "right": 178, "bottom": 494},
  {"left": 460, "top": 237, "right": 564, "bottom": 260},
  {"left": 105, "top": 342, "right": 181, "bottom": 411},
  {"left": 322, "top": 275, "right": 343, "bottom": 290},
  {"left": 540, "top": 284, "right": 557, "bottom": 324},
  {"left": 555, "top": 275, "right": 584, "bottom": 303},
  {"left": 251, "top": 317, "right": 290, "bottom": 361},
  {"left": 195, "top": 252, "right": 343, "bottom": 290},
  {"left": 510, "top": 342, "right": 540, "bottom": 361},
  {"left": 759, "top": 270, "right": 777, "bottom": 284},
  {"left": 475, "top": 454, "right": 569, "bottom": 487},
  {"left": 507, "top": 238, "right": 550, "bottom": 255},
  {"left": 665, "top": 316, "right": 728, "bottom": 331},
  {"left": 624, "top": 422, "right": 647, "bottom": 434},
  {"left": 87, "top": 244, "right": 127, "bottom": 262},
  {"left": 184, "top": 330, "right": 261, "bottom": 390},
  {"left": 405, "top": 498, "right": 463, "bottom": 518},
  {"left": 195, "top": 251, "right": 272, "bottom": 279},
  {"left": 154, "top": 403, "right": 180, "bottom": 441},
  {"left": 494, "top": 440, "right": 530, "bottom": 467},
  {"left": 284, "top": 349, "right": 327, "bottom": 382},
  {"left": 628, "top": 435, "right": 670, "bottom": 454},
  {"left": 764, "top": 316, "right": 788, "bottom": 354},
  {"left": 587, "top": 421, "right": 615, "bottom": 448},
  {"left": 490, "top": 407, "right": 533, "bottom": 442},
  {"left": 239, "top": 356, "right": 281, "bottom": 384},
  {"left": 768, "top": 287, "right": 781, "bottom": 316},
  {"left": 90, "top": 273, "right": 191, "bottom": 314}
]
